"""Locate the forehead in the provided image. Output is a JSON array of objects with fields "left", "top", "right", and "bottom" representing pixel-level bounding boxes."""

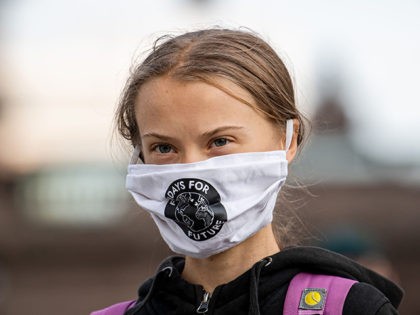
[
  {"left": 135, "top": 75, "right": 255, "bottom": 110},
  {"left": 134, "top": 76, "right": 266, "bottom": 131}
]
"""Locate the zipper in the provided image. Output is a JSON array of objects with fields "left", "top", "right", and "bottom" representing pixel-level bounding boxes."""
[{"left": 196, "top": 291, "right": 211, "bottom": 314}]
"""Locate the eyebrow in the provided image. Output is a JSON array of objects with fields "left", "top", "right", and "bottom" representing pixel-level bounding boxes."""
[
  {"left": 200, "top": 126, "right": 244, "bottom": 138},
  {"left": 142, "top": 126, "right": 244, "bottom": 141},
  {"left": 142, "top": 132, "right": 175, "bottom": 141}
]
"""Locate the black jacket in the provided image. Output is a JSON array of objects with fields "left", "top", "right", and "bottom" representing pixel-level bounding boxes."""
[{"left": 125, "top": 246, "right": 403, "bottom": 315}]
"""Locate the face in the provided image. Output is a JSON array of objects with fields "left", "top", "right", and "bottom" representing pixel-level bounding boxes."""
[{"left": 135, "top": 76, "right": 286, "bottom": 165}]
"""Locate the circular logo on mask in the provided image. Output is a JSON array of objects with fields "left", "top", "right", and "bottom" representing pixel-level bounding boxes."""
[{"left": 164, "top": 178, "right": 227, "bottom": 241}]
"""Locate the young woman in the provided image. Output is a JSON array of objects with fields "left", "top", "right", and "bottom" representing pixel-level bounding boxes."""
[{"left": 92, "top": 28, "right": 403, "bottom": 315}]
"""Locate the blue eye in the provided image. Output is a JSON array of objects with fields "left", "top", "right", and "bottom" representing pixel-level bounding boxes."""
[
  {"left": 155, "top": 144, "right": 173, "bottom": 153},
  {"left": 213, "top": 138, "right": 229, "bottom": 147}
]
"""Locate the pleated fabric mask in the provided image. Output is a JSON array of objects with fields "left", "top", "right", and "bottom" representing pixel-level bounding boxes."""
[{"left": 126, "top": 120, "right": 293, "bottom": 258}]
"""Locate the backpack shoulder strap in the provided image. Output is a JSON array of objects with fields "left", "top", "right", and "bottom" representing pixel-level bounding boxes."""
[
  {"left": 283, "top": 272, "right": 357, "bottom": 315},
  {"left": 90, "top": 300, "right": 136, "bottom": 315}
]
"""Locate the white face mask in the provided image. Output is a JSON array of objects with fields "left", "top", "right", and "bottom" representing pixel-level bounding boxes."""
[{"left": 126, "top": 120, "right": 293, "bottom": 258}]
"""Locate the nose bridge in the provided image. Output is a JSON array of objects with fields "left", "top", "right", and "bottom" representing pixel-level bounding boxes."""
[{"left": 181, "top": 147, "right": 207, "bottom": 164}]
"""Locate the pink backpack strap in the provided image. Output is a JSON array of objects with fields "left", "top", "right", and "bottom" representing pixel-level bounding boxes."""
[
  {"left": 283, "top": 273, "right": 357, "bottom": 315},
  {"left": 90, "top": 300, "right": 136, "bottom": 315}
]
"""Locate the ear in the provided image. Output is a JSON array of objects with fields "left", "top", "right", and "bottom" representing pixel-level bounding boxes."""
[{"left": 286, "top": 119, "right": 299, "bottom": 162}]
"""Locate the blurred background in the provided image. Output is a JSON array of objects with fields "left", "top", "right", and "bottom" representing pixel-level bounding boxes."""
[{"left": 0, "top": 0, "right": 419, "bottom": 314}]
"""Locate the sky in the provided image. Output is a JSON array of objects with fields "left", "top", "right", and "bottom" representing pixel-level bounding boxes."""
[{"left": 0, "top": 0, "right": 419, "bottom": 172}]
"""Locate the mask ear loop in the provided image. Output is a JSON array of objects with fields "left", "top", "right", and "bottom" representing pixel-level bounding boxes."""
[
  {"left": 284, "top": 119, "right": 294, "bottom": 152},
  {"left": 129, "top": 145, "right": 143, "bottom": 165}
]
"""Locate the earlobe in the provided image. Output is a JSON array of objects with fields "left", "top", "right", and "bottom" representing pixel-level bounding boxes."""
[{"left": 286, "top": 119, "right": 299, "bottom": 162}]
